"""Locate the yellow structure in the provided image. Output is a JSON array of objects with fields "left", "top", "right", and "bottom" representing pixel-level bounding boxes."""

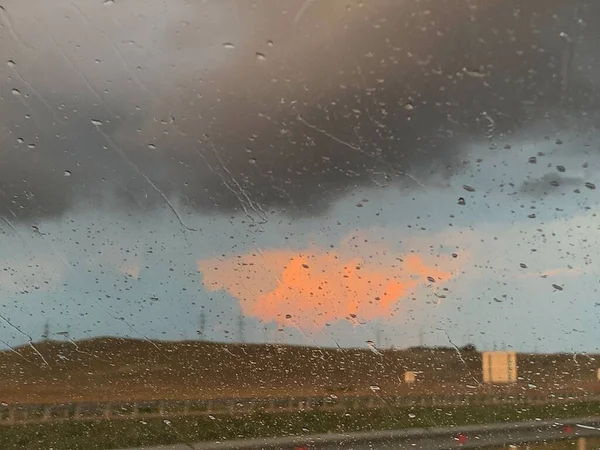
[
  {"left": 404, "top": 371, "right": 416, "bottom": 384},
  {"left": 482, "top": 351, "right": 517, "bottom": 383}
]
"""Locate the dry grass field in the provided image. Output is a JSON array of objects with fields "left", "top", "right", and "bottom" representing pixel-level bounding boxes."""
[{"left": 0, "top": 338, "right": 597, "bottom": 404}]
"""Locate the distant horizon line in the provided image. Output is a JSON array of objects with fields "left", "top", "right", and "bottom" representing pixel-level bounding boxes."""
[{"left": 14, "top": 335, "right": 592, "bottom": 356}]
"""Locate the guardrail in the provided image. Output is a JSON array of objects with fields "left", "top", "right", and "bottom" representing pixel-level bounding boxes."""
[{"left": 0, "top": 391, "right": 598, "bottom": 425}]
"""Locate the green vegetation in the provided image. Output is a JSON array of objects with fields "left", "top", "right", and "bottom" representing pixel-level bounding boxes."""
[{"left": 2, "top": 401, "right": 600, "bottom": 450}]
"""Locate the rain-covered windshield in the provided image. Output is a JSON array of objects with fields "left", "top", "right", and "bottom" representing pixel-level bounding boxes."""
[{"left": 1, "top": 1, "right": 600, "bottom": 449}]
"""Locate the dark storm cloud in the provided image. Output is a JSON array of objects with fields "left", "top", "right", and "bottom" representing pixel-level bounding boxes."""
[
  {"left": 135, "top": 0, "right": 600, "bottom": 217},
  {"left": 0, "top": 94, "right": 140, "bottom": 222},
  {"left": 1, "top": 0, "right": 600, "bottom": 221},
  {"left": 519, "top": 173, "right": 584, "bottom": 196}
]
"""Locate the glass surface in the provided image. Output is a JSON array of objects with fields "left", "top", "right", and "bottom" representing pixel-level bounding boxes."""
[
  {"left": 1, "top": 1, "right": 600, "bottom": 449},
  {"left": 493, "top": 439, "right": 600, "bottom": 450}
]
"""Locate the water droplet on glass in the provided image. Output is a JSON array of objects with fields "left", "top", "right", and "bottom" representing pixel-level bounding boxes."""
[
  {"left": 528, "top": 156, "right": 537, "bottom": 164},
  {"left": 285, "top": 314, "right": 292, "bottom": 319},
  {"left": 585, "top": 182, "right": 596, "bottom": 190},
  {"left": 556, "top": 165, "right": 566, "bottom": 173},
  {"left": 222, "top": 42, "right": 235, "bottom": 49},
  {"left": 91, "top": 119, "right": 103, "bottom": 126},
  {"left": 427, "top": 276, "right": 435, "bottom": 283},
  {"left": 520, "top": 263, "right": 527, "bottom": 269},
  {"left": 369, "top": 385, "right": 381, "bottom": 392},
  {"left": 7, "top": 60, "right": 15, "bottom": 68},
  {"left": 147, "top": 143, "right": 156, "bottom": 149},
  {"left": 457, "top": 197, "right": 466, "bottom": 206},
  {"left": 302, "top": 263, "right": 309, "bottom": 269},
  {"left": 11, "top": 88, "right": 22, "bottom": 96},
  {"left": 255, "top": 52, "right": 267, "bottom": 61},
  {"left": 16, "top": 138, "right": 24, "bottom": 144},
  {"left": 451, "top": 253, "right": 458, "bottom": 258},
  {"left": 404, "top": 102, "right": 414, "bottom": 111},
  {"left": 408, "top": 413, "right": 416, "bottom": 418},
  {"left": 267, "top": 40, "right": 274, "bottom": 47},
  {"left": 552, "top": 284, "right": 563, "bottom": 291},
  {"left": 103, "top": 0, "right": 114, "bottom": 5},
  {"left": 27, "top": 143, "right": 36, "bottom": 149},
  {"left": 549, "top": 180, "right": 560, "bottom": 187},
  {"left": 64, "top": 170, "right": 72, "bottom": 177},
  {"left": 527, "top": 213, "right": 536, "bottom": 219},
  {"left": 462, "top": 185, "right": 475, "bottom": 192}
]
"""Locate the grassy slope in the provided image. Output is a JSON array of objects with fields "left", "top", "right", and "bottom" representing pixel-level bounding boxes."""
[
  {"left": 0, "top": 338, "right": 598, "bottom": 404},
  {"left": 1, "top": 338, "right": 599, "bottom": 449}
]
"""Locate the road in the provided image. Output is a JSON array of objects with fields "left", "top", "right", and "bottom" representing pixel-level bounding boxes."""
[{"left": 118, "top": 417, "right": 600, "bottom": 449}]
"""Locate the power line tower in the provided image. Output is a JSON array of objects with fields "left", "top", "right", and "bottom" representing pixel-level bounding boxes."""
[
  {"left": 375, "top": 328, "right": 382, "bottom": 349},
  {"left": 237, "top": 313, "right": 245, "bottom": 343},
  {"left": 198, "top": 312, "right": 206, "bottom": 341},
  {"left": 276, "top": 326, "right": 284, "bottom": 345},
  {"left": 41, "top": 320, "right": 50, "bottom": 341}
]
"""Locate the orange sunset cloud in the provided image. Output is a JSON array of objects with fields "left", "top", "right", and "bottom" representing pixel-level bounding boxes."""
[{"left": 198, "top": 245, "right": 454, "bottom": 329}]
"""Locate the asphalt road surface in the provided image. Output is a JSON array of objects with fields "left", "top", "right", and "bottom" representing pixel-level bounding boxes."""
[{"left": 119, "top": 417, "right": 600, "bottom": 449}]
